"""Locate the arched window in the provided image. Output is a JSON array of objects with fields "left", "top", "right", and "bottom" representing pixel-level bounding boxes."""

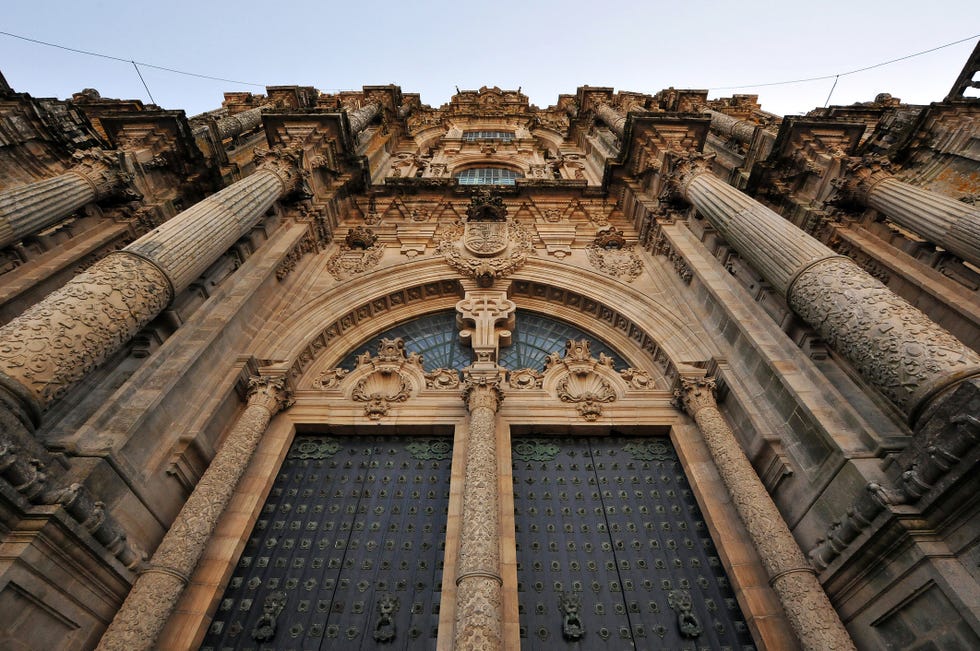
[
  {"left": 338, "top": 310, "right": 629, "bottom": 371},
  {"left": 455, "top": 167, "right": 522, "bottom": 186},
  {"left": 462, "top": 130, "right": 514, "bottom": 142}
]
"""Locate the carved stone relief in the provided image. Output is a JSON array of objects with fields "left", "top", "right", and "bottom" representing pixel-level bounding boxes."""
[
  {"left": 326, "top": 225, "right": 384, "bottom": 280},
  {"left": 345, "top": 338, "right": 421, "bottom": 420},
  {"left": 541, "top": 339, "right": 625, "bottom": 421},
  {"left": 585, "top": 226, "right": 643, "bottom": 281}
]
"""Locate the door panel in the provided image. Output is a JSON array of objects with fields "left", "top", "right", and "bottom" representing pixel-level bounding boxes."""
[
  {"left": 512, "top": 436, "right": 756, "bottom": 650},
  {"left": 200, "top": 435, "right": 451, "bottom": 651}
]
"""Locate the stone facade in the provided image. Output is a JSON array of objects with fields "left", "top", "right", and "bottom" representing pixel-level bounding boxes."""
[{"left": 0, "top": 43, "right": 978, "bottom": 650}]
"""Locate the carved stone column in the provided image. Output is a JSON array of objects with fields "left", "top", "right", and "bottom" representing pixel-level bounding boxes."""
[
  {"left": 706, "top": 109, "right": 759, "bottom": 146},
  {"left": 454, "top": 373, "right": 504, "bottom": 651},
  {"left": 676, "top": 377, "right": 856, "bottom": 651},
  {"left": 0, "top": 147, "right": 303, "bottom": 419},
  {"left": 0, "top": 149, "right": 130, "bottom": 248},
  {"left": 96, "top": 375, "right": 292, "bottom": 651},
  {"left": 596, "top": 102, "right": 626, "bottom": 139},
  {"left": 347, "top": 101, "right": 381, "bottom": 134},
  {"left": 840, "top": 158, "right": 980, "bottom": 268},
  {"left": 674, "top": 156, "right": 980, "bottom": 423},
  {"left": 214, "top": 104, "right": 272, "bottom": 141}
]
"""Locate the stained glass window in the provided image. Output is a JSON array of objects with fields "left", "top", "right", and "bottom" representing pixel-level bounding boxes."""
[
  {"left": 338, "top": 310, "right": 628, "bottom": 371},
  {"left": 455, "top": 167, "right": 522, "bottom": 186}
]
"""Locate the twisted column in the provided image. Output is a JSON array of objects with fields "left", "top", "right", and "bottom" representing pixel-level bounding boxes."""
[
  {"left": 347, "top": 101, "right": 381, "bottom": 134},
  {"left": 841, "top": 158, "right": 980, "bottom": 268},
  {"left": 595, "top": 102, "right": 626, "bottom": 139},
  {"left": 454, "top": 373, "right": 504, "bottom": 651},
  {"left": 96, "top": 375, "right": 292, "bottom": 651},
  {"left": 0, "top": 149, "right": 130, "bottom": 248},
  {"left": 0, "top": 147, "right": 303, "bottom": 419},
  {"left": 676, "top": 377, "right": 856, "bottom": 651},
  {"left": 674, "top": 156, "right": 980, "bottom": 423}
]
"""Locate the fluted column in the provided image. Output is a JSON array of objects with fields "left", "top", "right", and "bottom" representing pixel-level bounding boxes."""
[
  {"left": 214, "top": 104, "right": 272, "bottom": 140},
  {"left": 0, "top": 147, "right": 303, "bottom": 419},
  {"left": 676, "top": 377, "right": 856, "bottom": 651},
  {"left": 454, "top": 373, "right": 504, "bottom": 650},
  {"left": 706, "top": 109, "right": 759, "bottom": 146},
  {"left": 347, "top": 101, "right": 381, "bottom": 134},
  {"left": 843, "top": 159, "right": 980, "bottom": 268},
  {"left": 596, "top": 102, "right": 626, "bottom": 139},
  {"left": 675, "top": 156, "right": 980, "bottom": 423},
  {"left": 0, "top": 149, "right": 129, "bottom": 248},
  {"left": 97, "top": 375, "right": 292, "bottom": 651}
]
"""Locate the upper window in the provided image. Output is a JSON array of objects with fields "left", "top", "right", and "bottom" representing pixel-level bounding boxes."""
[
  {"left": 463, "top": 130, "right": 514, "bottom": 142},
  {"left": 455, "top": 167, "right": 522, "bottom": 186}
]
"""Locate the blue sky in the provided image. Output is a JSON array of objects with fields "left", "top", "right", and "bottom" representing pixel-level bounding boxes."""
[{"left": 2, "top": 1, "right": 977, "bottom": 117}]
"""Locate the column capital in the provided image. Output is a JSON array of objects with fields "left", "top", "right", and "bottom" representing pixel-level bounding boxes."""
[
  {"left": 673, "top": 375, "right": 718, "bottom": 416},
  {"left": 665, "top": 152, "right": 716, "bottom": 202},
  {"left": 461, "top": 371, "right": 504, "bottom": 413},
  {"left": 68, "top": 148, "right": 135, "bottom": 200},
  {"left": 833, "top": 154, "right": 894, "bottom": 205},
  {"left": 245, "top": 375, "right": 293, "bottom": 414},
  {"left": 253, "top": 146, "right": 305, "bottom": 195}
]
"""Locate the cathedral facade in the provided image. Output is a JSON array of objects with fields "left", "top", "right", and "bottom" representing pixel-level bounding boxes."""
[{"left": 0, "top": 44, "right": 978, "bottom": 650}]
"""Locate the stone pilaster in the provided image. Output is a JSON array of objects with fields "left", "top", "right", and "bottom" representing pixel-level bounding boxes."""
[
  {"left": 676, "top": 377, "right": 856, "bottom": 651},
  {"left": 96, "top": 375, "right": 292, "bottom": 651},
  {"left": 0, "top": 147, "right": 303, "bottom": 417},
  {"left": 0, "top": 148, "right": 130, "bottom": 248},
  {"left": 596, "top": 102, "right": 626, "bottom": 139},
  {"left": 674, "top": 156, "right": 980, "bottom": 422},
  {"left": 840, "top": 158, "right": 980, "bottom": 268},
  {"left": 454, "top": 372, "right": 504, "bottom": 651},
  {"left": 348, "top": 101, "right": 381, "bottom": 134}
]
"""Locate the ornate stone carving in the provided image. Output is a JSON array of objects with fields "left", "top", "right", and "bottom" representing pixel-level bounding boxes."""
[
  {"left": 674, "top": 376, "right": 856, "bottom": 651},
  {"left": 586, "top": 226, "right": 643, "bottom": 281},
  {"left": 619, "top": 367, "right": 655, "bottom": 390},
  {"left": 424, "top": 368, "right": 460, "bottom": 390},
  {"left": 456, "top": 290, "right": 516, "bottom": 366},
  {"left": 833, "top": 155, "right": 894, "bottom": 206},
  {"left": 326, "top": 226, "right": 384, "bottom": 280},
  {"left": 454, "top": 370, "right": 505, "bottom": 651},
  {"left": 544, "top": 340, "right": 620, "bottom": 421},
  {"left": 253, "top": 146, "right": 306, "bottom": 196},
  {"left": 508, "top": 368, "right": 544, "bottom": 390},
  {"left": 70, "top": 148, "right": 134, "bottom": 200},
  {"left": 787, "top": 257, "right": 980, "bottom": 422},
  {"left": 439, "top": 199, "right": 533, "bottom": 286},
  {"left": 348, "top": 338, "right": 420, "bottom": 420},
  {"left": 97, "top": 375, "right": 292, "bottom": 651},
  {"left": 0, "top": 251, "right": 172, "bottom": 411},
  {"left": 311, "top": 368, "right": 349, "bottom": 390}
]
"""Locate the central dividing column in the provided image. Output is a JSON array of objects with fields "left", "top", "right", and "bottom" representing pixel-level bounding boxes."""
[
  {"left": 453, "top": 288, "right": 515, "bottom": 650},
  {"left": 677, "top": 377, "right": 856, "bottom": 651},
  {"left": 97, "top": 375, "right": 292, "bottom": 651}
]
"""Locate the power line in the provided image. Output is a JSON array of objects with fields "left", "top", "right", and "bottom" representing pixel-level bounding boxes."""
[
  {"left": 705, "top": 34, "right": 979, "bottom": 91},
  {"left": 0, "top": 30, "right": 267, "bottom": 88}
]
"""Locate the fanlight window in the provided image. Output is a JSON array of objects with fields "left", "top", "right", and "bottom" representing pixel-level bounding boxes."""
[
  {"left": 455, "top": 167, "right": 522, "bottom": 186},
  {"left": 463, "top": 130, "right": 514, "bottom": 142},
  {"left": 339, "top": 310, "right": 628, "bottom": 371}
]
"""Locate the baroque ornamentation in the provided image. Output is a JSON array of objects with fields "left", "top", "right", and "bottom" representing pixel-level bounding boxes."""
[
  {"left": 787, "top": 257, "right": 980, "bottom": 421},
  {"left": 438, "top": 203, "right": 534, "bottom": 286},
  {"left": 0, "top": 251, "right": 173, "bottom": 411},
  {"left": 668, "top": 590, "right": 702, "bottom": 638},
  {"left": 620, "top": 367, "right": 655, "bottom": 390},
  {"left": 406, "top": 438, "right": 453, "bottom": 461},
  {"left": 253, "top": 146, "right": 306, "bottom": 195},
  {"left": 546, "top": 340, "right": 620, "bottom": 421},
  {"left": 287, "top": 437, "right": 341, "bottom": 460},
  {"left": 349, "top": 338, "right": 420, "bottom": 420},
  {"left": 512, "top": 438, "right": 560, "bottom": 462},
  {"left": 251, "top": 591, "right": 287, "bottom": 642},
  {"left": 97, "top": 374, "right": 292, "bottom": 651},
  {"left": 326, "top": 226, "right": 384, "bottom": 280},
  {"left": 624, "top": 440, "right": 671, "bottom": 461},
  {"left": 674, "top": 376, "right": 856, "bottom": 651},
  {"left": 585, "top": 226, "right": 644, "bottom": 282},
  {"left": 508, "top": 368, "right": 544, "bottom": 390},
  {"left": 424, "top": 368, "right": 460, "bottom": 390},
  {"left": 69, "top": 147, "right": 134, "bottom": 199},
  {"left": 559, "top": 591, "right": 585, "bottom": 641},
  {"left": 311, "top": 368, "right": 349, "bottom": 390}
]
